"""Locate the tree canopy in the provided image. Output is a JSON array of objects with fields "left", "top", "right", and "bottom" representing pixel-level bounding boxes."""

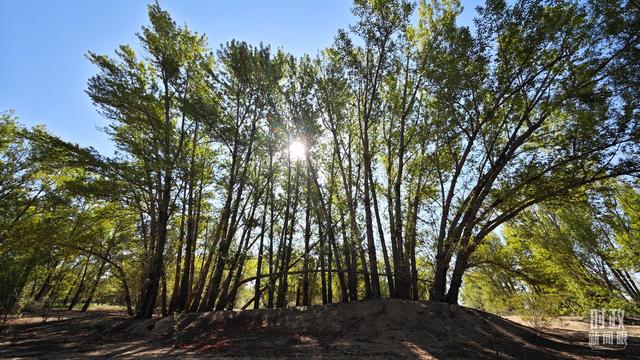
[{"left": 1, "top": 0, "right": 639, "bottom": 321}]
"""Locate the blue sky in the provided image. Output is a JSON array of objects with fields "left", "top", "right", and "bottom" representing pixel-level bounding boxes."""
[{"left": 0, "top": 1, "right": 479, "bottom": 155}]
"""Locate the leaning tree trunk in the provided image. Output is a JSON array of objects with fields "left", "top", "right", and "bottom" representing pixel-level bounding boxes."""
[
  {"left": 168, "top": 186, "right": 187, "bottom": 314},
  {"left": 175, "top": 120, "right": 200, "bottom": 313},
  {"left": 64, "top": 257, "right": 90, "bottom": 306},
  {"left": 68, "top": 260, "right": 91, "bottom": 311},
  {"left": 369, "top": 166, "right": 395, "bottom": 297},
  {"left": 81, "top": 259, "right": 107, "bottom": 312},
  {"left": 309, "top": 160, "right": 348, "bottom": 303},
  {"left": 136, "top": 181, "right": 172, "bottom": 318}
]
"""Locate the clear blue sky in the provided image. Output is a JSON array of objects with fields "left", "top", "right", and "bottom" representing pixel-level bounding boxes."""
[{"left": 0, "top": 1, "right": 479, "bottom": 156}]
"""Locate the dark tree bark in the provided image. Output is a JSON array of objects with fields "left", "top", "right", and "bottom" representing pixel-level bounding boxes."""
[
  {"left": 254, "top": 182, "right": 269, "bottom": 309},
  {"left": 302, "top": 168, "right": 312, "bottom": 306},
  {"left": 168, "top": 186, "right": 188, "bottom": 314},
  {"left": 64, "top": 257, "right": 90, "bottom": 306},
  {"left": 204, "top": 120, "right": 257, "bottom": 311},
  {"left": 67, "top": 259, "right": 91, "bottom": 311},
  {"left": 267, "top": 147, "right": 276, "bottom": 309},
  {"left": 368, "top": 165, "right": 395, "bottom": 297},
  {"left": 277, "top": 162, "right": 301, "bottom": 308},
  {"left": 360, "top": 117, "right": 381, "bottom": 299},
  {"left": 81, "top": 259, "right": 107, "bottom": 312},
  {"left": 175, "top": 120, "right": 201, "bottom": 313},
  {"left": 308, "top": 160, "right": 349, "bottom": 303},
  {"left": 34, "top": 261, "right": 60, "bottom": 302}
]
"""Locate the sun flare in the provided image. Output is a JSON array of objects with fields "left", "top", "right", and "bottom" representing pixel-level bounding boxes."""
[{"left": 289, "top": 141, "right": 306, "bottom": 161}]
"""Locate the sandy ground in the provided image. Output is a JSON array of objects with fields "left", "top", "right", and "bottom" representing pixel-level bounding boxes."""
[
  {"left": 506, "top": 315, "right": 640, "bottom": 337},
  {"left": 1, "top": 299, "right": 638, "bottom": 359}
]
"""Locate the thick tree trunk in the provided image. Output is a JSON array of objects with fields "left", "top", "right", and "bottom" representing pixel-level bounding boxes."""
[
  {"left": 136, "top": 181, "right": 171, "bottom": 318},
  {"left": 429, "top": 252, "right": 449, "bottom": 303},
  {"left": 445, "top": 249, "right": 472, "bottom": 304}
]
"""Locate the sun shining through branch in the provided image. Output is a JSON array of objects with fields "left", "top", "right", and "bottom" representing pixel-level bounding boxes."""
[{"left": 289, "top": 140, "right": 306, "bottom": 161}]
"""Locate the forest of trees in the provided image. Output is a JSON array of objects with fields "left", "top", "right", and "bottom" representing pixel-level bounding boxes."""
[{"left": 1, "top": 0, "right": 639, "bottom": 321}]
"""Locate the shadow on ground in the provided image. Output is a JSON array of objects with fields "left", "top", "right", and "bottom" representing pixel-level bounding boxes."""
[{"left": 1, "top": 299, "right": 638, "bottom": 359}]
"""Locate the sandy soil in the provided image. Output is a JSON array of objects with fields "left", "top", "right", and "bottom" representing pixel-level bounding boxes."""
[
  {"left": 506, "top": 315, "right": 640, "bottom": 337},
  {"left": 1, "top": 299, "right": 638, "bottom": 359}
]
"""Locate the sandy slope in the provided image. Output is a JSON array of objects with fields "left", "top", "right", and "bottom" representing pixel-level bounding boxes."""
[{"left": 1, "top": 299, "right": 638, "bottom": 359}]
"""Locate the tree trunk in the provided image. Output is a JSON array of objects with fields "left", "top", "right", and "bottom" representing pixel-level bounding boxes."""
[
  {"left": 68, "top": 259, "right": 91, "bottom": 311},
  {"left": 175, "top": 120, "right": 200, "bottom": 312},
  {"left": 204, "top": 120, "right": 257, "bottom": 311},
  {"left": 369, "top": 166, "right": 395, "bottom": 297},
  {"left": 64, "top": 257, "right": 89, "bottom": 306},
  {"left": 319, "top": 211, "right": 328, "bottom": 305},
  {"left": 168, "top": 186, "right": 188, "bottom": 314},
  {"left": 254, "top": 185, "right": 268, "bottom": 309},
  {"left": 445, "top": 249, "right": 472, "bottom": 304},
  {"left": 361, "top": 119, "right": 381, "bottom": 299},
  {"left": 81, "top": 259, "right": 107, "bottom": 312},
  {"left": 34, "top": 262, "right": 58, "bottom": 302},
  {"left": 302, "top": 169, "right": 312, "bottom": 306},
  {"left": 136, "top": 180, "right": 171, "bottom": 318},
  {"left": 393, "top": 112, "right": 410, "bottom": 299},
  {"left": 277, "top": 162, "right": 301, "bottom": 308},
  {"left": 407, "top": 167, "right": 424, "bottom": 301},
  {"left": 359, "top": 243, "right": 373, "bottom": 299},
  {"left": 429, "top": 253, "right": 449, "bottom": 302},
  {"left": 341, "top": 211, "right": 358, "bottom": 301},
  {"left": 308, "top": 160, "right": 348, "bottom": 303},
  {"left": 267, "top": 149, "right": 276, "bottom": 309}
]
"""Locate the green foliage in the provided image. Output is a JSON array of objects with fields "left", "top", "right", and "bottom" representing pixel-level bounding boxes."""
[
  {"left": 516, "top": 292, "right": 563, "bottom": 330},
  {"left": 2, "top": 0, "right": 639, "bottom": 319},
  {"left": 463, "top": 186, "right": 640, "bottom": 317},
  {"left": 0, "top": 113, "right": 68, "bottom": 317}
]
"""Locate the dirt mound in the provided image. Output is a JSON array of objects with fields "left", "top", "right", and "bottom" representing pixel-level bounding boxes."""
[
  {"left": 2, "top": 299, "right": 638, "bottom": 359},
  {"left": 151, "top": 299, "right": 637, "bottom": 359}
]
